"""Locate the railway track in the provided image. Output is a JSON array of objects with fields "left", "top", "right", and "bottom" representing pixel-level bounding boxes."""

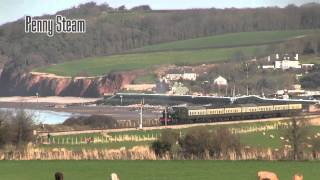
[{"left": 37, "top": 113, "right": 320, "bottom": 137}]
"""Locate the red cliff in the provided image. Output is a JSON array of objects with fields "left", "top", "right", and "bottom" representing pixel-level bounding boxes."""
[{"left": 0, "top": 70, "right": 136, "bottom": 97}]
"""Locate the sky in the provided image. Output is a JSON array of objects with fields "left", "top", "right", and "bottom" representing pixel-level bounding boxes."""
[{"left": 1, "top": 0, "right": 320, "bottom": 25}]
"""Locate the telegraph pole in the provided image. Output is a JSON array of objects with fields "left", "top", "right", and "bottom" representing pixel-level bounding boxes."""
[
  {"left": 120, "top": 95, "right": 123, "bottom": 106},
  {"left": 164, "top": 107, "right": 167, "bottom": 127},
  {"left": 139, "top": 99, "right": 143, "bottom": 129},
  {"left": 246, "top": 63, "right": 249, "bottom": 96}
]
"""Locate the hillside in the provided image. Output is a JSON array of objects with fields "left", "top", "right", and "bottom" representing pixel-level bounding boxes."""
[
  {"left": 1, "top": 3, "right": 320, "bottom": 97},
  {"left": 34, "top": 30, "right": 316, "bottom": 77},
  {"left": 132, "top": 30, "right": 313, "bottom": 52},
  {"left": 1, "top": 3, "right": 320, "bottom": 69},
  {"left": 35, "top": 45, "right": 265, "bottom": 76}
]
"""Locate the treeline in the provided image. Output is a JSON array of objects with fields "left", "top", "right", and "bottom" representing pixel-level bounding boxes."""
[{"left": 0, "top": 2, "right": 320, "bottom": 70}]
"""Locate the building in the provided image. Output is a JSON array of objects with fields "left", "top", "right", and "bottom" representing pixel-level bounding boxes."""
[
  {"left": 213, "top": 76, "right": 228, "bottom": 86},
  {"left": 165, "top": 72, "right": 197, "bottom": 81},
  {"left": 274, "top": 54, "right": 301, "bottom": 70},
  {"left": 123, "top": 84, "right": 156, "bottom": 91},
  {"left": 170, "top": 82, "right": 189, "bottom": 95},
  {"left": 261, "top": 53, "right": 315, "bottom": 70},
  {"left": 182, "top": 73, "right": 197, "bottom": 81}
]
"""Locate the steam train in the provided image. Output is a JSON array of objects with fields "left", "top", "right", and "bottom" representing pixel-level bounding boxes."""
[{"left": 159, "top": 103, "right": 303, "bottom": 125}]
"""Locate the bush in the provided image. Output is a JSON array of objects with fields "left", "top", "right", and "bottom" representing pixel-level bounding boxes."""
[
  {"left": 63, "top": 115, "right": 117, "bottom": 129},
  {"left": 179, "top": 127, "right": 241, "bottom": 159},
  {"left": 179, "top": 128, "right": 212, "bottom": 158},
  {"left": 151, "top": 129, "right": 179, "bottom": 157}
]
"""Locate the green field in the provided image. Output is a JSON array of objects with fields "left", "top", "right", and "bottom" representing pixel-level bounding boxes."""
[
  {"left": 0, "top": 160, "right": 319, "bottom": 180},
  {"left": 34, "top": 30, "right": 317, "bottom": 77},
  {"left": 133, "top": 30, "right": 313, "bottom": 52},
  {"left": 39, "top": 120, "right": 320, "bottom": 151},
  {"left": 133, "top": 74, "right": 157, "bottom": 84},
  {"left": 35, "top": 45, "right": 265, "bottom": 76}
]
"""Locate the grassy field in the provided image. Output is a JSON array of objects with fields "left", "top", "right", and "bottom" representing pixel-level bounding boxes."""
[
  {"left": 133, "top": 30, "right": 313, "bottom": 52},
  {"left": 35, "top": 45, "right": 265, "bottom": 76},
  {"left": 34, "top": 29, "right": 317, "bottom": 77},
  {"left": 301, "top": 55, "right": 320, "bottom": 64},
  {"left": 39, "top": 120, "right": 320, "bottom": 150},
  {"left": 133, "top": 74, "right": 157, "bottom": 84},
  {"left": 0, "top": 160, "right": 319, "bottom": 180}
]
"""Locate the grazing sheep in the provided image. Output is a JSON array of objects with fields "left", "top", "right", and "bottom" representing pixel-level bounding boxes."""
[
  {"left": 270, "top": 134, "right": 275, "bottom": 139},
  {"left": 293, "top": 174, "right": 303, "bottom": 180},
  {"left": 257, "top": 171, "right": 279, "bottom": 180},
  {"left": 110, "top": 173, "right": 120, "bottom": 180},
  {"left": 54, "top": 172, "right": 64, "bottom": 180}
]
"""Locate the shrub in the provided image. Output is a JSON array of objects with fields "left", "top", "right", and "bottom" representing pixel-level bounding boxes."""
[
  {"left": 179, "top": 127, "right": 241, "bottom": 159},
  {"left": 151, "top": 129, "right": 179, "bottom": 157},
  {"left": 63, "top": 115, "right": 117, "bottom": 129}
]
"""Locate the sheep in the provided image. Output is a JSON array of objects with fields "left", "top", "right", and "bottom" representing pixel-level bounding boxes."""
[
  {"left": 293, "top": 174, "right": 303, "bottom": 180},
  {"left": 110, "top": 173, "right": 120, "bottom": 180},
  {"left": 257, "top": 171, "right": 279, "bottom": 180},
  {"left": 54, "top": 172, "right": 64, "bottom": 180}
]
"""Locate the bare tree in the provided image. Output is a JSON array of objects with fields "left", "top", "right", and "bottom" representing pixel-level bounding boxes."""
[
  {"left": 285, "top": 116, "right": 309, "bottom": 160},
  {"left": 0, "top": 110, "right": 35, "bottom": 149}
]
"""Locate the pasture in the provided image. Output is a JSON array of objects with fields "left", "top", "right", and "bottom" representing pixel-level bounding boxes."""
[
  {"left": 34, "top": 29, "right": 317, "bottom": 77},
  {"left": 133, "top": 30, "right": 314, "bottom": 52},
  {"left": 39, "top": 119, "right": 320, "bottom": 150},
  {"left": 34, "top": 45, "right": 265, "bottom": 76},
  {"left": 0, "top": 160, "right": 319, "bottom": 180}
]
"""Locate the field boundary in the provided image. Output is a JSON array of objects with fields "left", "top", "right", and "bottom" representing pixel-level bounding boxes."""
[{"left": 37, "top": 114, "right": 320, "bottom": 136}]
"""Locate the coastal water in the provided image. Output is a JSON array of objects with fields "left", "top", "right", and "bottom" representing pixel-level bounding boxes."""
[{"left": 0, "top": 108, "right": 79, "bottom": 124}]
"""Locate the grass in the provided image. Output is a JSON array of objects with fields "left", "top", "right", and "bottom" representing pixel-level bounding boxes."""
[
  {"left": 34, "top": 29, "right": 317, "bottom": 77},
  {"left": 133, "top": 30, "right": 314, "bottom": 52},
  {"left": 133, "top": 74, "right": 157, "bottom": 84},
  {"left": 40, "top": 120, "right": 320, "bottom": 150},
  {"left": 0, "top": 160, "right": 319, "bottom": 180},
  {"left": 34, "top": 45, "right": 265, "bottom": 76},
  {"left": 301, "top": 55, "right": 320, "bottom": 64}
]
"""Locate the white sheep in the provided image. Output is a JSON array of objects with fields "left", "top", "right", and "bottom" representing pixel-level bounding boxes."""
[{"left": 110, "top": 173, "right": 120, "bottom": 180}]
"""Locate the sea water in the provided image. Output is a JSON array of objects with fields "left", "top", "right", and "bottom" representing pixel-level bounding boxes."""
[{"left": 0, "top": 108, "right": 80, "bottom": 124}]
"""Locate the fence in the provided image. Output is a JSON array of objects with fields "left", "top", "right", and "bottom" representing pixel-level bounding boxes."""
[{"left": 37, "top": 133, "right": 160, "bottom": 145}]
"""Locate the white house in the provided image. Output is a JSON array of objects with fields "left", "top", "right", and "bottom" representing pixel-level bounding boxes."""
[
  {"left": 213, "top": 76, "right": 228, "bottom": 86},
  {"left": 182, "top": 73, "right": 197, "bottom": 81},
  {"left": 165, "top": 72, "right": 197, "bottom": 81},
  {"left": 274, "top": 54, "right": 301, "bottom": 70},
  {"left": 262, "top": 53, "right": 311, "bottom": 70},
  {"left": 166, "top": 74, "right": 182, "bottom": 81}
]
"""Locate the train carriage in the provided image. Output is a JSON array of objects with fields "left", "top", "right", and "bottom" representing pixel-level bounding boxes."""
[{"left": 160, "top": 103, "right": 303, "bottom": 125}]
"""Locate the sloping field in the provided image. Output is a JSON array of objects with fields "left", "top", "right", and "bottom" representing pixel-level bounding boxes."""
[
  {"left": 133, "top": 30, "right": 314, "bottom": 52},
  {"left": 34, "top": 30, "right": 316, "bottom": 77},
  {"left": 35, "top": 45, "right": 265, "bottom": 76},
  {"left": 0, "top": 160, "right": 319, "bottom": 180}
]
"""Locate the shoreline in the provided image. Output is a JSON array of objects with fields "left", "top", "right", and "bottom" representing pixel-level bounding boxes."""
[{"left": 0, "top": 96, "right": 160, "bottom": 121}]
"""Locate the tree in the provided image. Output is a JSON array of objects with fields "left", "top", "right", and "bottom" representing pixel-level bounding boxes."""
[
  {"left": 285, "top": 116, "right": 309, "bottom": 160},
  {"left": 10, "top": 110, "right": 35, "bottom": 148},
  {"left": 0, "top": 110, "right": 35, "bottom": 149}
]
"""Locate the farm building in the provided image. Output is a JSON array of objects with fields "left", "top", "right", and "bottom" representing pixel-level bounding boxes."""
[{"left": 213, "top": 76, "right": 228, "bottom": 86}]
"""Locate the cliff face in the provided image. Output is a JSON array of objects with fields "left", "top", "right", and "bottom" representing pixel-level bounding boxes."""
[{"left": 0, "top": 68, "right": 135, "bottom": 97}]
